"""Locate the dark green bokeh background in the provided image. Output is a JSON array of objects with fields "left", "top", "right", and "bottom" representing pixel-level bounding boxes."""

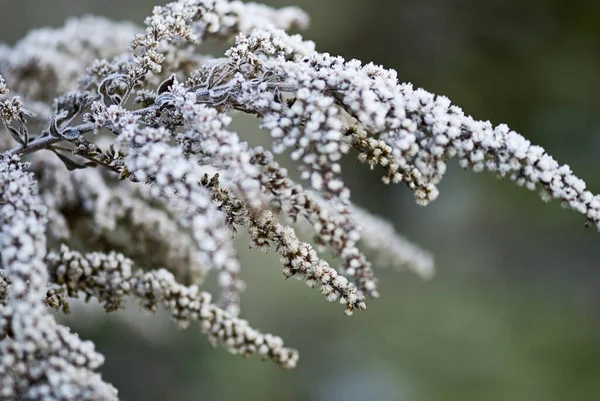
[{"left": 3, "top": 1, "right": 600, "bottom": 400}]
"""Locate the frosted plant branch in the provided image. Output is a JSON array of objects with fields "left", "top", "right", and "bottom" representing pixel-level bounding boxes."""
[
  {"left": 249, "top": 148, "right": 379, "bottom": 297},
  {"left": 31, "top": 150, "right": 209, "bottom": 285},
  {"left": 198, "top": 173, "right": 366, "bottom": 315},
  {"left": 0, "top": 0, "right": 598, "bottom": 398},
  {"left": 98, "top": 103, "right": 245, "bottom": 315},
  {"left": 0, "top": 156, "right": 117, "bottom": 400},
  {"left": 46, "top": 245, "right": 298, "bottom": 369}
]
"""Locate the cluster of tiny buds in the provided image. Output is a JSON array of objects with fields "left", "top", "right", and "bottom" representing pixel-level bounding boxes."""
[
  {"left": 249, "top": 211, "right": 366, "bottom": 316},
  {"left": 46, "top": 245, "right": 298, "bottom": 369}
]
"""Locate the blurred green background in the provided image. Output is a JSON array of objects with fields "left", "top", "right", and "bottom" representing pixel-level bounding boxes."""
[{"left": 3, "top": 1, "right": 600, "bottom": 400}]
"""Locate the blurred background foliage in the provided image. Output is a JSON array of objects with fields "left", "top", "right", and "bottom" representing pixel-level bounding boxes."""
[{"left": 2, "top": 0, "right": 600, "bottom": 400}]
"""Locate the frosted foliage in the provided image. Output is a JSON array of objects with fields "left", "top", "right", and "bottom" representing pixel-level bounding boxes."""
[
  {"left": 31, "top": 151, "right": 209, "bottom": 285},
  {"left": 0, "top": 0, "right": 598, "bottom": 398},
  {"left": 0, "top": 157, "right": 117, "bottom": 401},
  {"left": 0, "top": 16, "right": 138, "bottom": 101}
]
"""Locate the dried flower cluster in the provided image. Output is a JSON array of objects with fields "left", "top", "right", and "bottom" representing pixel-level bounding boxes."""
[{"left": 0, "top": 0, "right": 597, "bottom": 399}]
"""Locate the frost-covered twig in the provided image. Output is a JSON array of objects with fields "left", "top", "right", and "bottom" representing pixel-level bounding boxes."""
[
  {"left": 0, "top": 156, "right": 116, "bottom": 400},
  {"left": 46, "top": 245, "right": 298, "bottom": 369}
]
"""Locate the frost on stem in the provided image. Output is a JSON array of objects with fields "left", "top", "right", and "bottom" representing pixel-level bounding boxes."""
[{"left": 0, "top": 0, "right": 599, "bottom": 399}]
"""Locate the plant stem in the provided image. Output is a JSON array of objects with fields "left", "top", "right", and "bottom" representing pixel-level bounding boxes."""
[{"left": 2, "top": 105, "right": 159, "bottom": 158}]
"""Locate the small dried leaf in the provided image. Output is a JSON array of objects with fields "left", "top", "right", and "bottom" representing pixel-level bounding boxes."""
[
  {"left": 49, "top": 149, "right": 93, "bottom": 171},
  {"left": 98, "top": 74, "right": 129, "bottom": 106},
  {"left": 60, "top": 128, "right": 81, "bottom": 140},
  {"left": 7, "top": 125, "right": 24, "bottom": 145},
  {"left": 21, "top": 124, "right": 29, "bottom": 146},
  {"left": 49, "top": 111, "right": 68, "bottom": 138},
  {"left": 157, "top": 74, "right": 176, "bottom": 95}
]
